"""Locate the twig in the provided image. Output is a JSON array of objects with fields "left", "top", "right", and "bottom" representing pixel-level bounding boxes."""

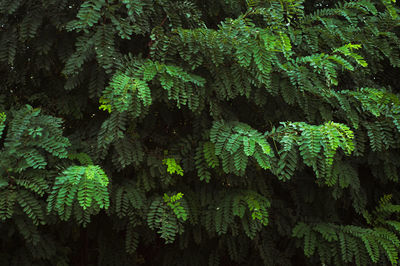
[{"left": 147, "top": 16, "right": 168, "bottom": 59}]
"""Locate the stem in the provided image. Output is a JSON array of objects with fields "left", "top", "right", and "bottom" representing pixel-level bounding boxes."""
[
  {"left": 243, "top": 7, "right": 255, "bottom": 19},
  {"left": 147, "top": 16, "right": 168, "bottom": 59}
]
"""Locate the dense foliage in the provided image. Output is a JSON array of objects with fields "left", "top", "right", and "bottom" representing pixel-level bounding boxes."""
[{"left": 1, "top": 0, "right": 400, "bottom": 265}]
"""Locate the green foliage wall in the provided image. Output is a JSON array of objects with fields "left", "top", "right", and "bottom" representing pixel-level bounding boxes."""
[{"left": 1, "top": 0, "right": 400, "bottom": 265}]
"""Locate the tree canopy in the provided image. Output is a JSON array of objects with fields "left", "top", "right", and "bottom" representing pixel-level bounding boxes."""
[{"left": 1, "top": 0, "right": 400, "bottom": 265}]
